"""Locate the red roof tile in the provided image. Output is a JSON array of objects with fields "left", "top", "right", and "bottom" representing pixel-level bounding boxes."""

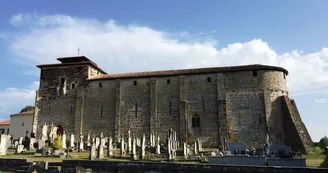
[{"left": 0, "top": 120, "right": 10, "bottom": 125}]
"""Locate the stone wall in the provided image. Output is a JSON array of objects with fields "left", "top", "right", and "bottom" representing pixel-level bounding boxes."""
[
  {"left": 282, "top": 96, "right": 313, "bottom": 153},
  {"left": 61, "top": 160, "right": 328, "bottom": 173}
]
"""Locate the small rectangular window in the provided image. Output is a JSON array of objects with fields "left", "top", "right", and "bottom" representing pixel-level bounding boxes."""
[
  {"left": 207, "top": 77, "right": 211, "bottom": 82},
  {"left": 167, "top": 79, "right": 170, "bottom": 84},
  {"left": 99, "top": 82, "right": 102, "bottom": 88},
  {"left": 60, "top": 78, "right": 65, "bottom": 87},
  {"left": 135, "top": 103, "right": 138, "bottom": 117},
  {"left": 283, "top": 73, "right": 286, "bottom": 79},
  {"left": 252, "top": 70, "right": 257, "bottom": 76},
  {"left": 100, "top": 105, "right": 103, "bottom": 118},
  {"left": 72, "top": 83, "right": 75, "bottom": 89},
  {"left": 134, "top": 81, "right": 137, "bottom": 86},
  {"left": 259, "top": 114, "right": 262, "bottom": 124}
]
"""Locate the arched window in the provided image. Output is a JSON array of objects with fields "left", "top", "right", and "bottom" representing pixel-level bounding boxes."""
[{"left": 192, "top": 114, "right": 201, "bottom": 128}]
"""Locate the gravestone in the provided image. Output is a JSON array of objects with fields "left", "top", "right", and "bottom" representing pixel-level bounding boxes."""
[
  {"left": 197, "top": 138, "right": 202, "bottom": 152},
  {"left": 156, "top": 135, "right": 160, "bottom": 154},
  {"left": 194, "top": 141, "right": 198, "bottom": 155},
  {"left": 131, "top": 137, "right": 138, "bottom": 160},
  {"left": 136, "top": 138, "right": 141, "bottom": 147},
  {"left": 30, "top": 137, "right": 36, "bottom": 150},
  {"left": 41, "top": 123, "right": 48, "bottom": 141},
  {"left": 183, "top": 142, "right": 187, "bottom": 159},
  {"left": 18, "top": 137, "right": 23, "bottom": 145},
  {"left": 0, "top": 134, "right": 9, "bottom": 155},
  {"left": 120, "top": 135, "right": 125, "bottom": 156},
  {"left": 70, "top": 134, "right": 75, "bottom": 148},
  {"left": 140, "top": 134, "right": 146, "bottom": 159},
  {"left": 107, "top": 137, "right": 113, "bottom": 157},
  {"left": 167, "top": 137, "right": 173, "bottom": 161},
  {"left": 97, "top": 133, "right": 104, "bottom": 160},
  {"left": 38, "top": 140, "right": 45, "bottom": 150},
  {"left": 89, "top": 140, "right": 96, "bottom": 160},
  {"left": 62, "top": 131, "right": 67, "bottom": 149},
  {"left": 127, "top": 129, "right": 132, "bottom": 153},
  {"left": 95, "top": 137, "right": 100, "bottom": 148},
  {"left": 79, "top": 133, "right": 84, "bottom": 152},
  {"left": 16, "top": 144, "right": 24, "bottom": 154},
  {"left": 227, "top": 142, "right": 247, "bottom": 155},
  {"left": 87, "top": 132, "right": 91, "bottom": 147},
  {"left": 270, "top": 144, "right": 292, "bottom": 158}
]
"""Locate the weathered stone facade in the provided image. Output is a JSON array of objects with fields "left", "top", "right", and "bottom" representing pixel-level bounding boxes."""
[{"left": 32, "top": 56, "right": 313, "bottom": 153}]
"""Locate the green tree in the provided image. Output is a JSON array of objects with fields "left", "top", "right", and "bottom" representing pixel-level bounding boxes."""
[
  {"left": 318, "top": 136, "right": 328, "bottom": 150},
  {"left": 20, "top": 105, "right": 34, "bottom": 113},
  {"left": 53, "top": 135, "right": 63, "bottom": 150}
]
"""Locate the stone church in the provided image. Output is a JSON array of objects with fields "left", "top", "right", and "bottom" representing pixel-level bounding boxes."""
[{"left": 32, "top": 56, "right": 313, "bottom": 153}]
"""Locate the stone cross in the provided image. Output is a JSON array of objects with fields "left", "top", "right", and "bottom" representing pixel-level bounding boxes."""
[
  {"left": 141, "top": 134, "right": 146, "bottom": 159},
  {"left": 107, "top": 136, "right": 113, "bottom": 157},
  {"left": 62, "top": 131, "right": 67, "bottom": 149},
  {"left": 127, "top": 129, "right": 132, "bottom": 154},
  {"left": 70, "top": 133, "right": 75, "bottom": 148},
  {"left": 156, "top": 135, "right": 160, "bottom": 154}
]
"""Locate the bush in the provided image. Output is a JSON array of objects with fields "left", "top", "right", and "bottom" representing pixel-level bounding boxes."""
[
  {"left": 320, "top": 154, "right": 328, "bottom": 168},
  {"left": 53, "top": 135, "right": 63, "bottom": 150},
  {"left": 309, "top": 146, "right": 324, "bottom": 155}
]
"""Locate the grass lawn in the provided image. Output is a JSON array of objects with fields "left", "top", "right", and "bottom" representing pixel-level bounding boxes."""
[{"left": 302, "top": 154, "right": 325, "bottom": 168}]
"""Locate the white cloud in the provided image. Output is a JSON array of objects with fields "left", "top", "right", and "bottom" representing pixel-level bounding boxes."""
[
  {"left": 315, "top": 98, "right": 328, "bottom": 104},
  {"left": 0, "top": 82, "right": 37, "bottom": 119},
  {"left": 4, "top": 13, "right": 328, "bottom": 97}
]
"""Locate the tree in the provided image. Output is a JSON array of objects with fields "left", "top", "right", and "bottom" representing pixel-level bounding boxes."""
[
  {"left": 20, "top": 105, "right": 34, "bottom": 113},
  {"left": 53, "top": 135, "right": 63, "bottom": 150},
  {"left": 319, "top": 136, "right": 328, "bottom": 150}
]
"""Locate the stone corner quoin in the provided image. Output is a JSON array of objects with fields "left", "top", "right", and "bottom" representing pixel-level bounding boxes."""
[{"left": 31, "top": 55, "right": 313, "bottom": 154}]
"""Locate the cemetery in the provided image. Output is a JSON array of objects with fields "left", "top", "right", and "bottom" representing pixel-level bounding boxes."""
[{"left": 0, "top": 122, "right": 328, "bottom": 172}]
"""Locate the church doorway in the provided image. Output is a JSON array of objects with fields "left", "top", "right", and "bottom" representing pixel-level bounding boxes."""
[{"left": 56, "top": 125, "right": 64, "bottom": 136}]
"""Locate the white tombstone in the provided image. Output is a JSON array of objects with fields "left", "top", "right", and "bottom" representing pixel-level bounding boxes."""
[
  {"left": 0, "top": 135, "right": 8, "bottom": 155},
  {"left": 127, "top": 129, "right": 132, "bottom": 153},
  {"left": 18, "top": 137, "right": 23, "bottom": 145},
  {"left": 183, "top": 142, "right": 187, "bottom": 159},
  {"left": 120, "top": 135, "right": 125, "bottom": 156},
  {"left": 107, "top": 137, "right": 113, "bottom": 157},
  {"left": 141, "top": 134, "right": 146, "bottom": 159},
  {"left": 156, "top": 135, "right": 161, "bottom": 154},
  {"left": 41, "top": 123, "right": 48, "bottom": 141},
  {"left": 70, "top": 133, "right": 75, "bottom": 148},
  {"left": 87, "top": 132, "right": 91, "bottom": 147},
  {"left": 30, "top": 137, "right": 36, "bottom": 149},
  {"left": 79, "top": 133, "right": 84, "bottom": 151},
  {"left": 95, "top": 137, "right": 100, "bottom": 148},
  {"left": 62, "top": 131, "right": 67, "bottom": 149},
  {"left": 131, "top": 137, "right": 137, "bottom": 160}
]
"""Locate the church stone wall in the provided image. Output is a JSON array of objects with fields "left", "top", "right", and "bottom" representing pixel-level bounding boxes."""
[
  {"left": 35, "top": 65, "right": 89, "bottom": 138},
  {"left": 34, "top": 60, "right": 312, "bottom": 152}
]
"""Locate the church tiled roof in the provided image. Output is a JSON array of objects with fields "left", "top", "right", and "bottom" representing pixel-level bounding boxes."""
[{"left": 88, "top": 64, "right": 288, "bottom": 81}]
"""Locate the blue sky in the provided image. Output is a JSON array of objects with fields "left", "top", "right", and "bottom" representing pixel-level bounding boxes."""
[{"left": 0, "top": 0, "right": 327, "bottom": 142}]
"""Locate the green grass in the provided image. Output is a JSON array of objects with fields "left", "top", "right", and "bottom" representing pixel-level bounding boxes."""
[{"left": 302, "top": 154, "right": 325, "bottom": 168}]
